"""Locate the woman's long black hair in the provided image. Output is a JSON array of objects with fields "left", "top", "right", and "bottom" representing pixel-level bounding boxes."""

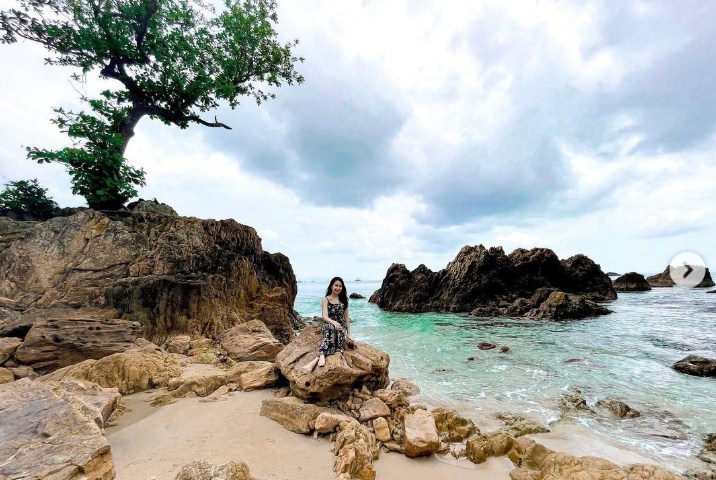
[{"left": 325, "top": 276, "right": 349, "bottom": 309}]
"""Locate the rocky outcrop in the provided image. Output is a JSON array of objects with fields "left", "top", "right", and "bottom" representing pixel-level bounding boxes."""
[
  {"left": 0, "top": 210, "right": 298, "bottom": 373},
  {"left": 42, "top": 339, "right": 182, "bottom": 394},
  {"left": 508, "top": 437, "right": 680, "bottom": 480},
  {"left": 673, "top": 355, "right": 716, "bottom": 377},
  {"left": 0, "top": 378, "right": 119, "bottom": 480},
  {"left": 370, "top": 246, "right": 615, "bottom": 320},
  {"left": 349, "top": 293, "right": 366, "bottom": 299},
  {"left": 219, "top": 319, "right": 283, "bottom": 362},
  {"left": 333, "top": 420, "right": 379, "bottom": 480},
  {"left": 647, "top": 266, "right": 715, "bottom": 288},
  {"left": 11, "top": 307, "right": 142, "bottom": 373},
  {"left": 613, "top": 272, "right": 652, "bottom": 291},
  {"left": 275, "top": 326, "right": 390, "bottom": 401}
]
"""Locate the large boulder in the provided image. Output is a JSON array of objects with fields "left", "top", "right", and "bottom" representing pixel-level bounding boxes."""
[
  {"left": 12, "top": 307, "right": 141, "bottom": 373},
  {"left": 403, "top": 408, "right": 440, "bottom": 458},
  {"left": 0, "top": 210, "right": 299, "bottom": 373},
  {"left": 238, "top": 363, "right": 278, "bottom": 391},
  {"left": 647, "top": 266, "right": 715, "bottom": 288},
  {"left": 259, "top": 397, "right": 338, "bottom": 433},
  {"left": 673, "top": 355, "right": 716, "bottom": 377},
  {"left": 613, "top": 272, "right": 652, "bottom": 292},
  {"left": 165, "top": 361, "right": 270, "bottom": 398},
  {"left": 0, "top": 378, "right": 118, "bottom": 479},
  {"left": 370, "top": 245, "right": 615, "bottom": 319},
  {"left": 275, "top": 326, "right": 390, "bottom": 401},
  {"left": 219, "top": 319, "right": 283, "bottom": 362},
  {"left": 41, "top": 339, "right": 181, "bottom": 394}
]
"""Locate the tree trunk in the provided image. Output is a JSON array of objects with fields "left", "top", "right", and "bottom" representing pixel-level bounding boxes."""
[
  {"left": 87, "top": 104, "right": 146, "bottom": 211},
  {"left": 119, "top": 104, "right": 147, "bottom": 157}
]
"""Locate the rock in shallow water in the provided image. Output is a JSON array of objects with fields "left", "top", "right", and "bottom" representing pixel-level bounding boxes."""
[
  {"left": 613, "top": 272, "right": 652, "bottom": 291},
  {"left": 370, "top": 245, "right": 616, "bottom": 320},
  {"left": 673, "top": 355, "right": 716, "bottom": 377}
]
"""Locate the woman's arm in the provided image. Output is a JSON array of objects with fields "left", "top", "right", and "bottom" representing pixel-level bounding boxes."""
[{"left": 344, "top": 307, "right": 351, "bottom": 337}]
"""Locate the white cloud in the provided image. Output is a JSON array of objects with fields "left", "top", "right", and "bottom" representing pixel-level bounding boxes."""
[{"left": 2, "top": 0, "right": 716, "bottom": 281}]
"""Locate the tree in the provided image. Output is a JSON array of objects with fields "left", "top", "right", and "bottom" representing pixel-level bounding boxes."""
[
  {"left": 1, "top": 0, "right": 303, "bottom": 210},
  {"left": 0, "top": 179, "right": 59, "bottom": 219}
]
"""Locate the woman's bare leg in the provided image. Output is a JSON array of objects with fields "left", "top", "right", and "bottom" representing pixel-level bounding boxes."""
[{"left": 302, "top": 354, "right": 320, "bottom": 372}]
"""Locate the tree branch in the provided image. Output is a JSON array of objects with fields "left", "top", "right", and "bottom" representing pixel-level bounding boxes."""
[
  {"left": 135, "top": 0, "right": 159, "bottom": 57},
  {"left": 140, "top": 104, "right": 231, "bottom": 129}
]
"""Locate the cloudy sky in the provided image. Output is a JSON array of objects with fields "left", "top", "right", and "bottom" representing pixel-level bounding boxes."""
[{"left": 1, "top": 0, "right": 715, "bottom": 281}]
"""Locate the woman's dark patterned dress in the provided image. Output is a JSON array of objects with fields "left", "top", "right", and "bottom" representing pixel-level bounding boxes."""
[{"left": 318, "top": 298, "right": 346, "bottom": 356}]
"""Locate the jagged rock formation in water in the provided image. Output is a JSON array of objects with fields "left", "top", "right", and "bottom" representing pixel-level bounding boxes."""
[
  {"left": 612, "top": 272, "right": 652, "bottom": 291},
  {"left": 0, "top": 206, "right": 299, "bottom": 373},
  {"left": 647, "top": 266, "right": 715, "bottom": 288},
  {"left": 369, "top": 245, "right": 616, "bottom": 320}
]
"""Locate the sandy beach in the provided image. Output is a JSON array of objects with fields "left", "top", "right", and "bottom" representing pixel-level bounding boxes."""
[{"left": 106, "top": 387, "right": 669, "bottom": 480}]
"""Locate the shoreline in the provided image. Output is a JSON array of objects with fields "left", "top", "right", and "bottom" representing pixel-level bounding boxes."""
[{"left": 106, "top": 386, "right": 702, "bottom": 480}]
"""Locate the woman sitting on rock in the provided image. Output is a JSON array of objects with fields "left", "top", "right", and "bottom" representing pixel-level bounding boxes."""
[{"left": 303, "top": 276, "right": 353, "bottom": 372}]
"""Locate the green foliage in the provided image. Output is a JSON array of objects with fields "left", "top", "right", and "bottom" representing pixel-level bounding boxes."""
[
  {"left": 0, "top": 179, "right": 60, "bottom": 219},
  {"left": 1, "top": 0, "right": 303, "bottom": 210},
  {"left": 26, "top": 91, "right": 146, "bottom": 210}
]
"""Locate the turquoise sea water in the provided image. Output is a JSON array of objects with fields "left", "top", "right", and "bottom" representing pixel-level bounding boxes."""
[{"left": 295, "top": 280, "right": 716, "bottom": 472}]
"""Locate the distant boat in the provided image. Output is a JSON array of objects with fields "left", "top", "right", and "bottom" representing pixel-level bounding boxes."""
[{"left": 354, "top": 278, "right": 362, "bottom": 282}]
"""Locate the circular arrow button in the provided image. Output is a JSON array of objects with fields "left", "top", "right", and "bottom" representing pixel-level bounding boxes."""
[{"left": 669, "top": 252, "right": 707, "bottom": 288}]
